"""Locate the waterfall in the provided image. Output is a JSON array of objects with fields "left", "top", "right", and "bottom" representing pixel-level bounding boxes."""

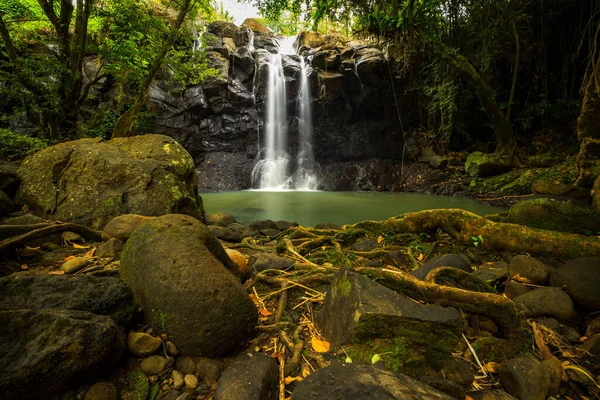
[{"left": 250, "top": 37, "right": 318, "bottom": 191}]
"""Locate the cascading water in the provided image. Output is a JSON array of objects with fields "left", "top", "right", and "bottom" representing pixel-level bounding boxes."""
[{"left": 251, "top": 37, "right": 318, "bottom": 190}]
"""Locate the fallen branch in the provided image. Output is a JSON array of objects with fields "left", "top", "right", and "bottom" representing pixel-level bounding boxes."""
[{"left": 0, "top": 223, "right": 101, "bottom": 253}]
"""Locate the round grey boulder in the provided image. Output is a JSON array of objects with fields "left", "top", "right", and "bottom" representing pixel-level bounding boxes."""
[{"left": 549, "top": 257, "right": 600, "bottom": 311}]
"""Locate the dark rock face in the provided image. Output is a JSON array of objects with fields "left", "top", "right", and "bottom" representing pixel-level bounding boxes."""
[
  {"left": 0, "top": 274, "right": 133, "bottom": 399},
  {"left": 137, "top": 22, "right": 403, "bottom": 192},
  {"left": 291, "top": 363, "right": 454, "bottom": 400},
  {"left": 16, "top": 134, "right": 204, "bottom": 229},
  {"left": 120, "top": 214, "right": 257, "bottom": 357}
]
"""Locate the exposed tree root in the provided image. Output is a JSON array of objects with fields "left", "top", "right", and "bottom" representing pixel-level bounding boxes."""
[
  {"left": 355, "top": 266, "right": 530, "bottom": 354},
  {"left": 0, "top": 223, "right": 101, "bottom": 254},
  {"left": 351, "top": 209, "right": 600, "bottom": 259}
]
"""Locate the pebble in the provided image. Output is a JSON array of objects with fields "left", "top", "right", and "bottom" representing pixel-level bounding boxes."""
[
  {"left": 176, "top": 356, "right": 197, "bottom": 375},
  {"left": 184, "top": 374, "right": 199, "bottom": 389},
  {"left": 513, "top": 287, "right": 574, "bottom": 321},
  {"left": 61, "top": 257, "right": 88, "bottom": 274},
  {"left": 172, "top": 370, "right": 184, "bottom": 390},
  {"left": 127, "top": 332, "right": 162, "bottom": 357},
  {"left": 559, "top": 325, "right": 581, "bottom": 343},
  {"left": 509, "top": 255, "right": 550, "bottom": 285},
  {"left": 83, "top": 381, "right": 118, "bottom": 400},
  {"left": 140, "top": 355, "right": 168, "bottom": 376},
  {"left": 166, "top": 341, "right": 180, "bottom": 357}
]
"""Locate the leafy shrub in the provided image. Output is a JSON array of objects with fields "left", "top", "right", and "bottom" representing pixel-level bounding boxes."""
[{"left": 0, "top": 129, "right": 48, "bottom": 161}]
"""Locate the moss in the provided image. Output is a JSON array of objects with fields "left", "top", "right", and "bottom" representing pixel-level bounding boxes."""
[
  {"left": 151, "top": 308, "right": 169, "bottom": 333},
  {"left": 0, "top": 129, "right": 49, "bottom": 161},
  {"left": 128, "top": 371, "right": 149, "bottom": 400},
  {"left": 338, "top": 277, "right": 352, "bottom": 296}
]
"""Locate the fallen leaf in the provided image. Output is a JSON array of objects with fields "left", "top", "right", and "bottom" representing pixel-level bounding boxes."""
[
  {"left": 321, "top": 246, "right": 326, "bottom": 250},
  {"left": 83, "top": 247, "right": 97, "bottom": 258},
  {"left": 345, "top": 356, "right": 353, "bottom": 363},
  {"left": 49, "top": 270, "right": 65, "bottom": 275},
  {"left": 61, "top": 255, "right": 76, "bottom": 262},
  {"left": 25, "top": 246, "right": 40, "bottom": 250},
  {"left": 20, "top": 264, "right": 28, "bottom": 270},
  {"left": 284, "top": 376, "right": 303, "bottom": 384},
  {"left": 259, "top": 307, "right": 273, "bottom": 316},
  {"left": 371, "top": 354, "right": 382, "bottom": 364},
  {"left": 72, "top": 243, "right": 91, "bottom": 249},
  {"left": 417, "top": 253, "right": 424, "bottom": 262},
  {"left": 483, "top": 362, "right": 499, "bottom": 373},
  {"left": 311, "top": 337, "right": 330, "bottom": 353},
  {"left": 377, "top": 235, "right": 383, "bottom": 244}
]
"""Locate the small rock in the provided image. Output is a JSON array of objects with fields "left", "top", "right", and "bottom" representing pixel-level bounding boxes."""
[
  {"left": 140, "top": 355, "right": 168, "bottom": 376},
  {"left": 585, "top": 315, "right": 600, "bottom": 336},
  {"left": 214, "top": 353, "right": 279, "bottom": 400},
  {"left": 166, "top": 341, "right": 179, "bottom": 357},
  {"left": 101, "top": 214, "right": 154, "bottom": 241},
  {"left": 172, "top": 370, "right": 184, "bottom": 390},
  {"left": 468, "top": 389, "right": 518, "bottom": 399},
  {"left": 549, "top": 257, "right": 600, "bottom": 311},
  {"left": 350, "top": 238, "right": 377, "bottom": 252},
  {"left": 175, "top": 393, "right": 194, "bottom": 400},
  {"left": 503, "top": 281, "right": 530, "bottom": 299},
  {"left": 184, "top": 374, "right": 199, "bottom": 390},
  {"left": 127, "top": 332, "right": 162, "bottom": 357},
  {"left": 559, "top": 325, "right": 581, "bottom": 343},
  {"left": 535, "top": 318, "right": 560, "bottom": 332},
  {"left": 472, "top": 261, "right": 509, "bottom": 282},
  {"left": 274, "top": 220, "right": 298, "bottom": 230},
  {"left": 249, "top": 219, "right": 278, "bottom": 231},
  {"left": 161, "top": 391, "right": 181, "bottom": 400},
  {"left": 176, "top": 356, "right": 197, "bottom": 376},
  {"left": 226, "top": 249, "right": 248, "bottom": 276},
  {"left": 62, "top": 257, "right": 88, "bottom": 274},
  {"left": 249, "top": 253, "right": 294, "bottom": 274},
  {"left": 440, "top": 357, "right": 474, "bottom": 387},
  {"left": 579, "top": 333, "right": 600, "bottom": 357},
  {"left": 509, "top": 255, "right": 550, "bottom": 285},
  {"left": 418, "top": 376, "right": 464, "bottom": 399},
  {"left": 498, "top": 355, "right": 553, "bottom": 400},
  {"left": 196, "top": 358, "right": 224, "bottom": 385},
  {"left": 205, "top": 212, "right": 237, "bottom": 227},
  {"left": 429, "top": 155, "right": 448, "bottom": 169},
  {"left": 313, "top": 222, "right": 340, "bottom": 229},
  {"left": 513, "top": 287, "right": 574, "bottom": 321},
  {"left": 259, "top": 228, "right": 280, "bottom": 237},
  {"left": 62, "top": 231, "right": 83, "bottom": 243},
  {"left": 84, "top": 381, "right": 118, "bottom": 400},
  {"left": 96, "top": 238, "right": 125, "bottom": 259}
]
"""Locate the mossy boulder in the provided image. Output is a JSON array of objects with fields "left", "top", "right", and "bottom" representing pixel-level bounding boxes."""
[
  {"left": 16, "top": 134, "right": 204, "bottom": 229},
  {"left": 318, "top": 269, "right": 463, "bottom": 375},
  {"left": 531, "top": 180, "right": 590, "bottom": 201},
  {"left": 528, "top": 153, "right": 564, "bottom": 168},
  {"left": 120, "top": 214, "right": 257, "bottom": 357},
  {"left": 593, "top": 175, "right": 600, "bottom": 214},
  {"left": 465, "top": 152, "right": 512, "bottom": 177},
  {"left": 506, "top": 198, "right": 600, "bottom": 234}
]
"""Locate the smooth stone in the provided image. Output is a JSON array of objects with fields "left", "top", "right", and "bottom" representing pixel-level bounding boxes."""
[
  {"left": 172, "top": 370, "right": 184, "bottom": 390},
  {"left": 166, "top": 341, "right": 180, "bottom": 357},
  {"left": 579, "top": 333, "right": 600, "bottom": 357},
  {"left": 127, "top": 332, "right": 162, "bottom": 357},
  {"left": 503, "top": 281, "right": 530, "bottom": 299},
  {"left": 102, "top": 214, "right": 155, "bottom": 241},
  {"left": 205, "top": 212, "right": 237, "bottom": 227},
  {"left": 175, "top": 393, "right": 194, "bottom": 400},
  {"left": 535, "top": 318, "right": 560, "bottom": 332},
  {"left": 274, "top": 220, "right": 298, "bottom": 231},
  {"left": 96, "top": 238, "right": 125, "bottom": 259},
  {"left": 196, "top": 357, "right": 224, "bottom": 385},
  {"left": 549, "top": 257, "right": 600, "bottom": 311},
  {"left": 214, "top": 353, "right": 282, "bottom": 400},
  {"left": 559, "top": 325, "right": 581, "bottom": 343},
  {"left": 440, "top": 357, "right": 474, "bottom": 387},
  {"left": 513, "top": 287, "right": 574, "bottom": 320},
  {"left": 184, "top": 374, "right": 199, "bottom": 390},
  {"left": 140, "top": 355, "right": 168, "bottom": 376},
  {"left": 84, "top": 382, "right": 118, "bottom": 400},
  {"left": 585, "top": 315, "right": 600, "bottom": 336},
  {"left": 418, "top": 376, "right": 465, "bottom": 399},
  {"left": 411, "top": 253, "right": 471, "bottom": 280},
  {"left": 350, "top": 238, "right": 377, "bottom": 252},
  {"left": 468, "top": 389, "right": 518, "bottom": 399},
  {"left": 509, "top": 255, "right": 550, "bottom": 285},
  {"left": 472, "top": 261, "right": 509, "bottom": 282},
  {"left": 161, "top": 391, "right": 181, "bottom": 400},
  {"left": 176, "top": 356, "right": 197, "bottom": 376},
  {"left": 225, "top": 249, "right": 248, "bottom": 276},
  {"left": 498, "top": 355, "right": 555, "bottom": 400},
  {"left": 249, "top": 253, "right": 295, "bottom": 274},
  {"left": 62, "top": 257, "right": 88, "bottom": 274},
  {"left": 249, "top": 219, "right": 278, "bottom": 231},
  {"left": 314, "top": 222, "right": 340, "bottom": 229}
]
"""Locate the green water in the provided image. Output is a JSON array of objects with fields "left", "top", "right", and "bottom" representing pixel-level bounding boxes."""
[{"left": 201, "top": 191, "right": 504, "bottom": 227}]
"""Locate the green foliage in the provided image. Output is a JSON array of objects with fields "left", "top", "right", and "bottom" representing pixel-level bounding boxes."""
[
  {"left": 471, "top": 235, "right": 483, "bottom": 247},
  {"left": 86, "top": 108, "right": 118, "bottom": 139},
  {"left": 0, "top": 129, "right": 48, "bottom": 161}
]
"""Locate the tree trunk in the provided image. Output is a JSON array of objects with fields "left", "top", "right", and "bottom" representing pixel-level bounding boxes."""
[
  {"left": 112, "top": 0, "right": 195, "bottom": 138},
  {"left": 506, "top": 19, "right": 520, "bottom": 121},
  {"left": 432, "top": 41, "right": 516, "bottom": 157}
]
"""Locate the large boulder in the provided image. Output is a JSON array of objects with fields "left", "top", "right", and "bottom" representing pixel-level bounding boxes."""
[
  {"left": 120, "top": 214, "right": 257, "bottom": 357},
  {"left": 318, "top": 269, "right": 463, "bottom": 374},
  {"left": 0, "top": 273, "right": 133, "bottom": 399},
  {"left": 506, "top": 198, "right": 600, "bottom": 234},
  {"left": 465, "top": 152, "right": 512, "bottom": 177},
  {"left": 292, "top": 363, "right": 453, "bottom": 400},
  {"left": 16, "top": 134, "right": 204, "bottom": 229}
]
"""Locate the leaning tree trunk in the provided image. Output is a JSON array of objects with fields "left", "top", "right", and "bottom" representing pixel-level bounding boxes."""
[
  {"left": 112, "top": 0, "right": 195, "bottom": 138},
  {"left": 432, "top": 41, "right": 516, "bottom": 157}
]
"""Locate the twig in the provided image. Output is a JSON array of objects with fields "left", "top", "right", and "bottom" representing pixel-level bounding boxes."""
[
  {"left": 274, "top": 281, "right": 288, "bottom": 323},
  {"left": 0, "top": 223, "right": 101, "bottom": 253},
  {"left": 476, "top": 194, "right": 534, "bottom": 201},
  {"left": 463, "top": 333, "right": 487, "bottom": 377},
  {"left": 255, "top": 322, "right": 296, "bottom": 332}
]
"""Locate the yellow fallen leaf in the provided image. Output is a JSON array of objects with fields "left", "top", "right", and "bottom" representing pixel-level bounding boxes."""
[
  {"left": 417, "top": 253, "right": 424, "bottom": 261},
  {"left": 284, "top": 376, "right": 303, "bottom": 384},
  {"left": 377, "top": 235, "right": 383, "bottom": 244},
  {"left": 72, "top": 243, "right": 91, "bottom": 249},
  {"left": 311, "top": 336, "right": 330, "bottom": 353},
  {"left": 49, "top": 270, "right": 65, "bottom": 275},
  {"left": 83, "top": 247, "right": 97, "bottom": 258},
  {"left": 259, "top": 307, "right": 273, "bottom": 316},
  {"left": 321, "top": 246, "right": 326, "bottom": 250}
]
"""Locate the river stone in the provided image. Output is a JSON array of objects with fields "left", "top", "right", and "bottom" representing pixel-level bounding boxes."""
[
  {"left": 0, "top": 308, "right": 123, "bottom": 400},
  {"left": 0, "top": 273, "right": 136, "bottom": 326},
  {"left": 513, "top": 287, "right": 574, "bottom": 320},
  {"left": 184, "top": 374, "right": 199, "bottom": 389},
  {"left": 531, "top": 180, "right": 590, "bottom": 201},
  {"left": 412, "top": 253, "right": 471, "bottom": 280},
  {"left": 0, "top": 189, "right": 13, "bottom": 217},
  {"left": 509, "top": 255, "right": 550, "bottom": 285},
  {"left": 120, "top": 214, "right": 256, "bottom": 357},
  {"left": 498, "top": 355, "right": 557, "bottom": 400},
  {"left": 102, "top": 214, "right": 155, "bottom": 241},
  {"left": 225, "top": 249, "right": 248, "bottom": 276},
  {"left": 84, "top": 382, "right": 118, "bottom": 400},
  {"left": 172, "top": 370, "right": 184, "bottom": 390},
  {"left": 465, "top": 152, "right": 512, "bottom": 177},
  {"left": 16, "top": 134, "right": 204, "bottom": 229},
  {"left": 424, "top": 267, "right": 496, "bottom": 293},
  {"left": 96, "top": 238, "right": 125, "bottom": 258},
  {"left": 141, "top": 355, "right": 169, "bottom": 376},
  {"left": 127, "top": 332, "right": 162, "bottom": 357},
  {"left": 579, "top": 333, "right": 600, "bottom": 357},
  {"left": 274, "top": 220, "right": 299, "bottom": 230},
  {"left": 318, "top": 269, "right": 463, "bottom": 373},
  {"left": 549, "top": 257, "right": 600, "bottom": 311},
  {"left": 62, "top": 256, "right": 88, "bottom": 274},
  {"left": 468, "top": 389, "right": 518, "bottom": 400},
  {"left": 205, "top": 212, "right": 237, "bottom": 227},
  {"left": 196, "top": 358, "right": 224, "bottom": 385},
  {"left": 504, "top": 281, "right": 530, "bottom": 299},
  {"left": 314, "top": 222, "right": 341, "bottom": 229},
  {"left": 559, "top": 325, "right": 581, "bottom": 343},
  {"left": 472, "top": 261, "right": 509, "bottom": 283},
  {"left": 292, "top": 363, "right": 453, "bottom": 400},
  {"left": 249, "top": 253, "right": 295, "bottom": 274},
  {"left": 176, "top": 356, "right": 197, "bottom": 375},
  {"left": 249, "top": 219, "right": 278, "bottom": 231},
  {"left": 214, "top": 352, "right": 278, "bottom": 400},
  {"left": 586, "top": 315, "right": 600, "bottom": 336}
]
